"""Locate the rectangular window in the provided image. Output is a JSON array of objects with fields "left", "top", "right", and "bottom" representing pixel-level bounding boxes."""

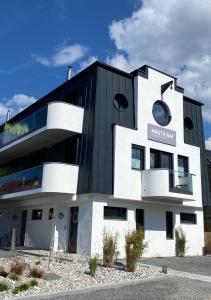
[
  {"left": 132, "top": 145, "right": 144, "bottom": 170},
  {"left": 180, "top": 213, "right": 196, "bottom": 224},
  {"left": 104, "top": 206, "right": 127, "bottom": 220},
  {"left": 48, "top": 208, "right": 54, "bottom": 220},
  {"left": 178, "top": 155, "right": 189, "bottom": 175},
  {"left": 32, "top": 209, "right": 42, "bottom": 220},
  {"left": 166, "top": 211, "right": 174, "bottom": 239},
  {"left": 136, "top": 209, "right": 144, "bottom": 230}
]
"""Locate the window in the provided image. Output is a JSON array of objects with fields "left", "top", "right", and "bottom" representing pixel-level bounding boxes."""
[
  {"left": 132, "top": 145, "right": 145, "bottom": 170},
  {"left": 178, "top": 155, "right": 189, "bottom": 176},
  {"left": 184, "top": 117, "right": 193, "bottom": 132},
  {"left": 150, "top": 149, "right": 173, "bottom": 169},
  {"left": 113, "top": 94, "right": 128, "bottom": 111},
  {"left": 32, "top": 209, "right": 42, "bottom": 220},
  {"left": 180, "top": 213, "right": 196, "bottom": 224},
  {"left": 104, "top": 206, "right": 127, "bottom": 220},
  {"left": 152, "top": 100, "right": 171, "bottom": 126},
  {"left": 136, "top": 209, "right": 144, "bottom": 230},
  {"left": 48, "top": 208, "right": 54, "bottom": 220},
  {"left": 166, "top": 211, "right": 174, "bottom": 239}
]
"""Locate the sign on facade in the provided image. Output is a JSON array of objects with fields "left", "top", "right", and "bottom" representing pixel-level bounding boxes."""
[{"left": 148, "top": 124, "right": 176, "bottom": 146}]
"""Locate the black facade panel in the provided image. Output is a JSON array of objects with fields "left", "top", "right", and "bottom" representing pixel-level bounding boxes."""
[
  {"left": 184, "top": 99, "right": 211, "bottom": 206},
  {"left": 88, "top": 66, "right": 135, "bottom": 195}
]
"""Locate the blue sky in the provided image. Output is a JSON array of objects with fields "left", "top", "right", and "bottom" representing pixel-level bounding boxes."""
[{"left": 0, "top": 0, "right": 211, "bottom": 146}]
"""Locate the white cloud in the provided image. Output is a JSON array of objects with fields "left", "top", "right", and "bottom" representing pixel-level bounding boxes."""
[
  {"left": 79, "top": 56, "right": 98, "bottom": 71},
  {"left": 34, "top": 43, "right": 88, "bottom": 67},
  {"left": 107, "top": 0, "right": 211, "bottom": 122},
  {"left": 0, "top": 94, "right": 37, "bottom": 125},
  {"left": 206, "top": 137, "right": 211, "bottom": 150}
]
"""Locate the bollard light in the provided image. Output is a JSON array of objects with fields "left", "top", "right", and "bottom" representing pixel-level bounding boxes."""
[{"left": 162, "top": 265, "right": 168, "bottom": 274}]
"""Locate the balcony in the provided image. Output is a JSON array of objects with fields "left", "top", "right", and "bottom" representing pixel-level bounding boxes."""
[
  {"left": 0, "top": 102, "right": 84, "bottom": 163},
  {"left": 141, "top": 169, "right": 195, "bottom": 201},
  {"left": 0, "top": 163, "right": 78, "bottom": 199}
]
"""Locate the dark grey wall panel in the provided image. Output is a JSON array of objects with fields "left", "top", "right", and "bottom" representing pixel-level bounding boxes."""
[
  {"left": 184, "top": 98, "right": 211, "bottom": 207},
  {"left": 88, "top": 65, "right": 135, "bottom": 195}
]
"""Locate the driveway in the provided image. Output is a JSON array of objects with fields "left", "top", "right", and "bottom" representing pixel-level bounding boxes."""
[{"left": 141, "top": 256, "right": 211, "bottom": 276}]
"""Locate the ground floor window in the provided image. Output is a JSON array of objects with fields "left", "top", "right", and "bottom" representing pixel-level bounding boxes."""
[
  {"left": 136, "top": 209, "right": 144, "bottom": 230},
  {"left": 166, "top": 211, "right": 174, "bottom": 239},
  {"left": 180, "top": 213, "right": 196, "bottom": 224},
  {"left": 32, "top": 209, "right": 42, "bottom": 220},
  {"left": 104, "top": 206, "right": 127, "bottom": 220}
]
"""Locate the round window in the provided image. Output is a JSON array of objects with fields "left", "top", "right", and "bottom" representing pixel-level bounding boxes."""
[
  {"left": 113, "top": 94, "right": 128, "bottom": 111},
  {"left": 152, "top": 101, "right": 171, "bottom": 126},
  {"left": 184, "top": 117, "right": 193, "bottom": 131}
]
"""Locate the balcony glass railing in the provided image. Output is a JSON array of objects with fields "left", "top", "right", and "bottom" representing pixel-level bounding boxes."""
[
  {"left": 0, "top": 165, "right": 43, "bottom": 194},
  {"left": 169, "top": 170, "right": 193, "bottom": 194},
  {"left": 0, "top": 106, "right": 48, "bottom": 148}
]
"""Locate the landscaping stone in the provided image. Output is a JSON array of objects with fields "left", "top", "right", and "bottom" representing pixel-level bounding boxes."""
[
  {"left": 0, "top": 263, "right": 11, "bottom": 277},
  {"left": 44, "top": 272, "right": 61, "bottom": 281}
]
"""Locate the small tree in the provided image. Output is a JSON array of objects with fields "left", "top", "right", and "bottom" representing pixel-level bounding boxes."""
[
  {"left": 125, "top": 227, "right": 146, "bottom": 272},
  {"left": 88, "top": 256, "right": 98, "bottom": 277},
  {"left": 103, "top": 231, "right": 118, "bottom": 267},
  {"left": 175, "top": 227, "right": 187, "bottom": 257}
]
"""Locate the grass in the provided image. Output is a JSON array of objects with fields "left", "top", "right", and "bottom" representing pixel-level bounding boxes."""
[
  {"left": 0, "top": 282, "right": 9, "bottom": 292},
  {"left": 10, "top": 261, "right": 26, "bottom": 275},
  {"left": 12, "top": 279, "right": 38, "bottom": 295},
  {"left": 88, "top": 256, "right": 98, "bottom": 277},
  {"left": 29, "top": 267, "right": 45, "bottom": 278},
  {"left": 175, "top": 227, "right": 187, "bottom": 257},
  {"left": 9, "top": 272, "right": 19, "bottom": 281},
  {"left": 103, "top": 231, "right": 118, "bottom": 268}
]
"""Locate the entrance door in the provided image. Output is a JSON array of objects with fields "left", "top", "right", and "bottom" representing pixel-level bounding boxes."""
[
  {"left": 20, "top": 210, "right": 27, "bottom": 247},
  {"left": 68, "top": 207, "right": 79, "bottom": 253}
]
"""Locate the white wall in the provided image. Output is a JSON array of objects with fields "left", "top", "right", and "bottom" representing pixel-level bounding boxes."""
[
  {"left": 113, "top": 67, "right": 202, "bottom": 208},
  {"left": 89, "top": 196, "right": 204, "bottom": 258}
]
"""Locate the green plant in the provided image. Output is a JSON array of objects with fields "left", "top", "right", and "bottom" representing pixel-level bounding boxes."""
[
  {"left": 125, "top": 227, "right": 146, "bottom": 272},
  {"left": 10, "top": 261, "right": 26, "bottom": 275},
  {"left": 0, "top": 282, "right": 9, "bottom": 292},
  {"left": 4, "top": 122, "right": 29, "bottom": 136},
  {"left": 175, "top": 227, "right": 187, "bottom": 257},
  {"left": 88, "top": 256, "right": 98, "bottom": 277},
  {"left": 9, "top": 272, "right": 19, "bottom": 281},
  {"left": 29, "top": 267, "right": 45, "bottom": 278},
  {"left": 103, "top": 231, "right": 118, "bottom": 267},
  {"left": 29, "top": 279, "right": 38, "bottom": 287},
  {"left": 35, "top": 261, "right": 41, "bottom": 265},
  {"left": 12, "top": 283, "right": 30, "bottom": 294}
]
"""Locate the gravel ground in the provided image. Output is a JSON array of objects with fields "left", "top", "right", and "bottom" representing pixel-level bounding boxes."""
[{"left": 0, "top": 255, "right": 161, "bottom": 299}]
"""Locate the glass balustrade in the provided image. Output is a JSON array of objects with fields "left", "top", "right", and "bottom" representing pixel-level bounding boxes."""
[
  {"left": 169, "top": 170, "right": 193, "bottom": 194},
  {"left": 0, "top": 165, "right": 43, "bottom": 194},
  {"left": 0, "top": 106, "right": 47, "bottom": 148}
]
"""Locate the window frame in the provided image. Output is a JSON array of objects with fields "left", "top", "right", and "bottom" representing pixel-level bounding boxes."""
[
  {"left": 104, "top": 206, "right": 127, "bottom": 221},
  {"left": 180, "top": 213, "right": 197, "bottom": 224},
  {"left": 131, "top": 145, "right": 145, "bottom": 171}
]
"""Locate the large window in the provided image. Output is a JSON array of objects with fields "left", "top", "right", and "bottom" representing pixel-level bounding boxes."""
[
  {"left": 180, "top": 213, "right": 196, "bottom": 224},
  {"left": 150, "top": 149, "right": 173, "bottom": 169},
  {"left": 178, "top": 155, "right": 189, "bottom": 175},
  {"left": 166, "top": 211, "right": 174, "bottom": 239},
  {"left": 32, "top": 209, "right": 42, "bottom": 220},
  {"left": 104, "top": 206, "right": 127, "bottom": 220},
  {"left": 132, "top": 145, "right": 145, "bottom": 170}
]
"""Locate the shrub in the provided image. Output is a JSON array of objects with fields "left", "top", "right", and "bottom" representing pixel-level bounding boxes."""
[
  {"left": 29, "top": 267, "right": 45, "bottom": 279},
  {"left": 88, "top": 256, "right": 98, "bottom": 277},
  {"left": 12, "top": 280, "right": 38, "bottom": 295},
  {"left": 10, "top": 261, "right": 26, "bottom": 275},
  {"left": 12, "top": 283, "right": 30, "bottom": 294},
  {"left": 175, "top": 227, "right": 187, "bottom": 257},
  {"left": 9, "top": 272, "right": 19, "bottom": 281},
  {"left": 103, "top": 232, "right": 118, "bottom": 267},
  {"left": 125, "top": 227, "right": 146, "bottom": 272},
  {"left": 0, "top": 282, "right": 9, "bottom": 292}
]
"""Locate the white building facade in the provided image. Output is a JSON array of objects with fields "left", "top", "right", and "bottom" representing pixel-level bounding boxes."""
[{"left": 0, "top": 62, "right": 209, "bottom": 257}]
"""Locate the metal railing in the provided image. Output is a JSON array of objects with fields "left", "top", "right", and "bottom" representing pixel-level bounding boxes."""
[
  {"left": 0, "top": 106, "right": 48, "bottom": 148},
  {"left": 169, "top": 170, "right": 193, "bottom": 194},
  {"left": 0, "top": 165, "right": 43, "bottom": 194}
]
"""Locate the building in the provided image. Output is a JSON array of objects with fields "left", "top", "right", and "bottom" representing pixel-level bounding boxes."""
[
  {"left": 205, "top": 150, "right": 211, "bottom": 253},
  {"left": 0, "top": 61, "right": 209, "bottom": 257}
]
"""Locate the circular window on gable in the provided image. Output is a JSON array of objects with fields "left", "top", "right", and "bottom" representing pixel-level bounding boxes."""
[
  {"left": 152, "top": 100, "right": 171, "bottom": 126},
  {"left": 113, "top": 94, "right": 128, "bottom": 111},
  {"left": 184, "top": 117, "right": 193, "bottom": 132}
]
